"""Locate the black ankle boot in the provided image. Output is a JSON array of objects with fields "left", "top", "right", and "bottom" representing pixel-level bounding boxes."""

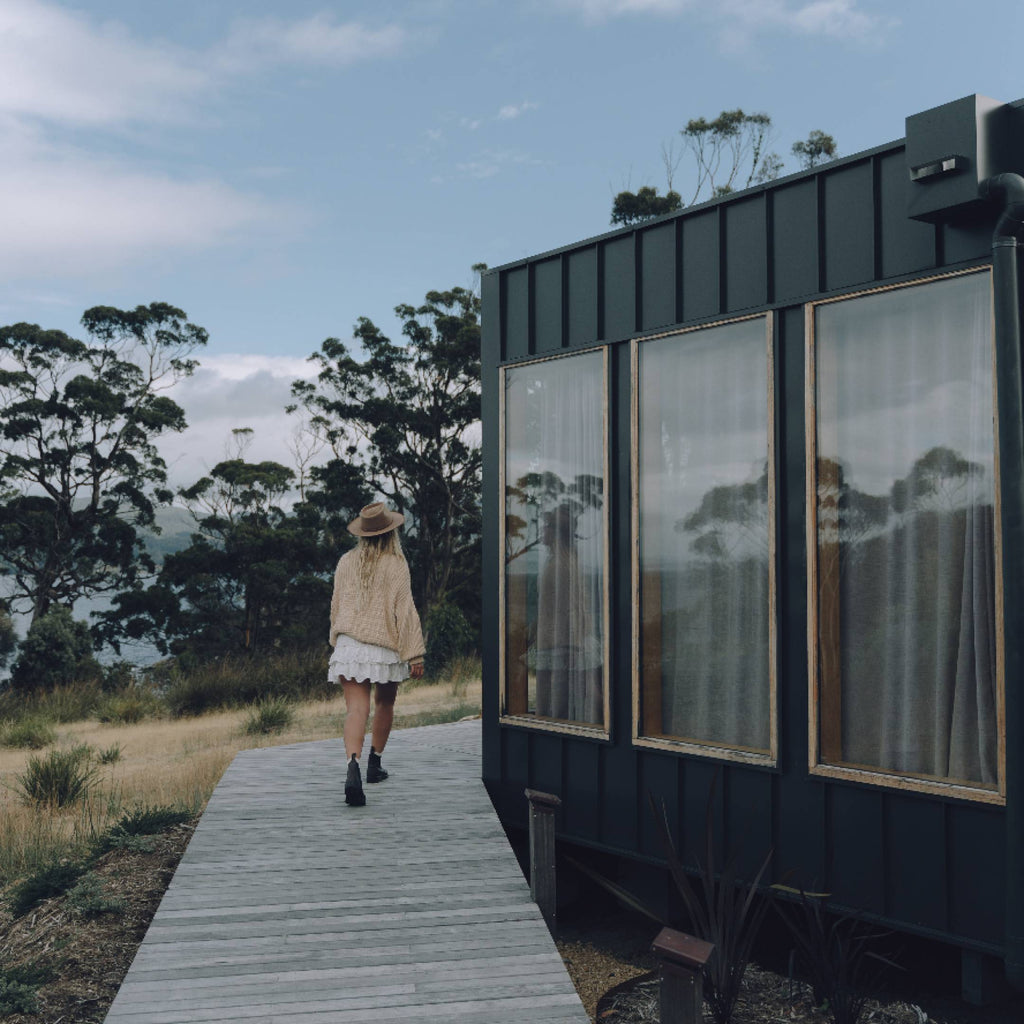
[
  {"left": 366, "top": 747, "right": 388, "bottom": 784},
  {"left": 345, "top": 755, "right": 365, "bottom": 806}
]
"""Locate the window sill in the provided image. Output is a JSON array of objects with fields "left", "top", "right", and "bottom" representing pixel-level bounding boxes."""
[{"left": 808, "top": 761, "right": 1005, "bottom": 805}]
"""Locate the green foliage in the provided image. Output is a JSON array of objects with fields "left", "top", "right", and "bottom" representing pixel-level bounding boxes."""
[
  {"left": 15, "top": 744, "right": 98, "bottom": 808},
  {"left": 0, "top": 680, "right": 103, "bottom": 724},
  {"left": 792, "top": 129, "right": 839, "bottom": 170},
  {"left": 97, "top": 743, "right": 122, "bottom": 764},
  {"left": 95, "top": 688, "right": 162, "bottom": 725},
  {"left": 9, "top": 607, "right": 99, "bottom": 695},
  {"left": 0, "top": 974, "right": 40, "bottom": 1016},
  {"left": 164, "top": 646, "right": 332, "bottom": 716},
  {"left": 92, "top": 804, "right": 192, "bottom": 856},
  {"left": 6, "top": 858, "right": 89, "bottom": 917},
  {"left": 774, "top": 889, "right": 899, "bottom": 1024},
  {"left": 0, "top": 304, "right": 207, "bottom": 646},
  {"left": 291, "top": 273, "right": 483, "bottom": 627},
  {"left": 0, "top": 603, "right": 16, "bottom": 670},
  {"left": 2, "top": 716, "right": 57, "bottom": 750},
  {"left": 66, "top": 872, "right": 125, "bottom": 917},
  {"left": 424, "top": 600, "right": 474, "bottom": 679},
  {"left": 610, "top": 185, "right": 682, "bottom": 226},
  {"left": 243, "top": 696, "right": 295, "bottom": 735}
]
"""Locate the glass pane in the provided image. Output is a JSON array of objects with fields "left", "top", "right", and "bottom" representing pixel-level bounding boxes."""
[
  {"left": 637, "top": 318, "right": 771, "bottom": 752},
  {"left": 814, "top": 271, "right": 998, "bottom": 788},
  {"left": 504, "top": 353, "right": 605, "bottom": 726}
]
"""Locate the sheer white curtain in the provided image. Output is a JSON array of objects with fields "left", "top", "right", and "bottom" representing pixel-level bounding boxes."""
[
  {"left": 504, "top": 353, "right": 604, "bottom": 725},
  {"left": 638, "top": 319, "right": 771, "bottom": 751},
  {"left": 815, "top": 271, "right": 998, "bottom": 786}
]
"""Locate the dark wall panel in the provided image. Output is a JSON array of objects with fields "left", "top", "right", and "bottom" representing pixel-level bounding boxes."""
[
  {"left": 530, "top": 731, "right": 564, "bottom": 798},
  {"left": 502, "top": 729, "right": 531, "bottom": 800},
  {"left": 948, "top": 805, "right": 1005, "bottom": 943},
  {"left": 600, "top": 744, "right": 638, "bottom": 851},
  {"left": 883, "top": 795, "right": 947, "bottom": 931},
  {"left": 533, "top": 257, "right": 563, "bottom": 354},
  {"left": 771, "top": 182, "right": 818, "bottom": 303},
  {"left": 724, "top": 768, "right": 773, "bottom": 881},
  {"left": 725, "top": 196, "right": 767, "bottom": 312},
  {"left": 640, "top": 223, "right": 677, "bottom": 331},
  {"left": 878, "top": 151, "right": 935, "bottom": 279},
  {"left": 564, "top": 742, "right": 601, "bottom": 843},
  {"left": 639, "top": 753, "right": 679, "bottom": 859},
  {"left": 681, "top": 211, "right": 719, "bottom": 322},
  {"left": 504, "top": 266, "right": 530, "bottom": 359},
  {"left": 942, "top": 220, "right": 992, "bottom": 267},
  {"left": 603, "top": 236, "right": 636, "bottom": 341},
  {"left": 567, "top": 247, "right": 598, "bottom": 348},
  {"left": 823, "top": 162, "right": 874, "bottom": 291},
  {"left": 680, "top": 758, "right": 723, "bottom": 856},
  {"left": 827, "top": 786, "right": 884, "bottom": 913}
]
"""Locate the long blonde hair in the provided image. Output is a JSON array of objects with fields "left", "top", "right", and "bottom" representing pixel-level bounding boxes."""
[{"left": 357, "top": 529, "right": 405, "bottom": 591}]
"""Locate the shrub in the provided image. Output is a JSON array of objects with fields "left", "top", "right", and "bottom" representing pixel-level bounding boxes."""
[
  {"left": 92, "top": 804, "right": 192, "bottom": 855},
  {"left": 15, "top": 745, "right": 98, "bottom": 808},
  {"left": 2, "top": 716, "right": 57, "bottom": 750},
  {"left": 67, "top": 873, "right": 125, "bottom": 917},
  {"left": 6, "top": 859, "right": 89, "bottom": 917},
  {"left": 96, "top": 688, "right": 162, "bottom": 725},
  {"left": 774, "top": 889, "right": 900, "bottom": 1024},
  {"left": 0, "top": 975, "right": 39, "bottom": 1016},
  {"left": 97, "top": 744, "right": 122, "bottom": 764},
  {"left": 8, "top": 607, "right": 100, "bottom": 695},
  {"left": 424, "top": 600, "right": 473, "bottom": 679},
  {"left": 243, "top": 696, "right": 295, "bottom": 735}
]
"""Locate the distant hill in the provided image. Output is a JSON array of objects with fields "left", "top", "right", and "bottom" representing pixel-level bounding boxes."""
[{"left": 142, "top": 505, "right": 200, "bottom": 563}]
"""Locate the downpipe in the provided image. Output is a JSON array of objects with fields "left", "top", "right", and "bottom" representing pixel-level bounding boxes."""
[{"left": 980, "top": 172, "right": 1024, "bottom": 993}]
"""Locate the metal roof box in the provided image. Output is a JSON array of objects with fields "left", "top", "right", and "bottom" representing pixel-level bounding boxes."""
[{"left": 906, "top": 94, "right": 1024, "bottom": 222}]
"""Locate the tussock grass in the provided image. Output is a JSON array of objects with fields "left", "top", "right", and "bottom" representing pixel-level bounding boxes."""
[
  {"left": 243, "top": 696, "right": 295, "bottom": 735},
  {"left": 2, "top": 716, "right": 58, "bottom": 750},
  {"left": 0, "top": 667, "right": 480, "bottom": 888}
]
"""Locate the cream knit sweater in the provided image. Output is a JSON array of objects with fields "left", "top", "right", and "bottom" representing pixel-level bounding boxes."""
[{"left": 329, "top": 549, "right": 425, "bottom": 664}]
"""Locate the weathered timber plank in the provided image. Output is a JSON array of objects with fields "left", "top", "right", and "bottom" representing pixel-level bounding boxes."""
[{"left": 104, "top": 721, "right": 588, "bottom": 1024}]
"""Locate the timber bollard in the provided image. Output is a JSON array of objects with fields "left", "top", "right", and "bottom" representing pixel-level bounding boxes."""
[
  {"left": 524, "top": 789, "right": 561, "bottom": 932},
  {"left": 651, "top": 926, "right": 714, "bottom": 1024}
]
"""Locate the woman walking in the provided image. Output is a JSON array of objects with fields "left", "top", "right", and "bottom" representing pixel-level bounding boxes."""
[{"left": 329, "top": 502, "right": 425, "bottom": 806}]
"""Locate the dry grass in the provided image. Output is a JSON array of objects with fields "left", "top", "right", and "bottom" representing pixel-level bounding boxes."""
[{"left": 0, "top": 675, "right": 481, "bottom": 886}]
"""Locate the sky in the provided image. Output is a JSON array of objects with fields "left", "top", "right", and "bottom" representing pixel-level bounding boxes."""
[{"left": 3, "top": 0, "right": 1024, "bottom": 488}]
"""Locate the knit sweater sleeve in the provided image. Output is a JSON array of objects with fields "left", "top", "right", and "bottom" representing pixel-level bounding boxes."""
[{"left": 392, "top": 560, "right": 425, "bottom": 664}]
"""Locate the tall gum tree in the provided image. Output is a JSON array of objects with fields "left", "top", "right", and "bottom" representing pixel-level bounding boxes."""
[
  {"left": 0, "top": 303, "right": 206, "bottom": 632},
  {"left": 291, "top": 280, "right": 482, "bottom": 620}
]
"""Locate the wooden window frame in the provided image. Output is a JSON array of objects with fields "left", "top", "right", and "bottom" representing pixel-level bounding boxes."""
[
  {"left": 498, "top": 346, "right": 612, "bottom": 739},
  {"left": 631, "top": 314, "right": 778, "bottom": 765},
  {"left": 805, "top": 267, "right": 1007, "bottom": 805}
]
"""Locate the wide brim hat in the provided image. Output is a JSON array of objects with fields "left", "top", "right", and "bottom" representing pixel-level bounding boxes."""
[{"left": 348, "top": 501, "right": 405, "bottom": 537}]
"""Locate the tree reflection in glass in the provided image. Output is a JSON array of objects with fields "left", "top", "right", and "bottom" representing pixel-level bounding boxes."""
[{"left": 503, "top": 353, "right": 605, "bottom": 726}]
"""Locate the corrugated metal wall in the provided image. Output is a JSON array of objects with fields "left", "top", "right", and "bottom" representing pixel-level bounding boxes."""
[{"left": 481, "top": 138, "right": 1005, "bottom": 953}]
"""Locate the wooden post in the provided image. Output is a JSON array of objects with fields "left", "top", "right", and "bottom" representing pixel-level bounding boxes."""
[
  {"left": 524, "top": 789, "right": 561, "bottom": 933},
  {"left": 651, "top": 926, "right": 714, "bottom": 1024}
]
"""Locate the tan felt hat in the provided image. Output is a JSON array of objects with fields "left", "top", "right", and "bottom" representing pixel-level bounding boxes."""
[{"left": 347, "top": 501, "right": 405, "bottom": 537}]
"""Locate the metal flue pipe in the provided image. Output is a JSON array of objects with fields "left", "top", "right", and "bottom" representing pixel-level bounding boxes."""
[{"left": 980, "top": 171, "right": 1024, "bottom": 992}]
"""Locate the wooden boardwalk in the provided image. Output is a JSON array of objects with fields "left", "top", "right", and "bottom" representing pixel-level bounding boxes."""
[{"left": 104, "top": 720, "right": 588, "bottom": 1024}]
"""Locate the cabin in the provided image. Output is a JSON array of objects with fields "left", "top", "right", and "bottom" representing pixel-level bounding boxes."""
[{"left": 479, "top": 94, "right": 1024, "bottom": 997}]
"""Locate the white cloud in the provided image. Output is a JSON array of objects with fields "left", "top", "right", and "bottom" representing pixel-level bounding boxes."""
[
  {"left": 217, "top": 14, "right": 410, "bottom": 72},
  {"left": 0, "top": 2, "right": 411, "bottom": 280},
  {"left": 0, "top": 0, "right": 206, "bottom": 127},
  {"left": 497, "top": 101, "right": 540, "bottom": 120},
  {"left": 162, "top": 355, "right": 322, "bottom": 488},
  {"left": 0, "top": 121, "right": 279, "bottom": 277},
  {"left": 552, "top": 0, "right": 892, "bottom": 41},
  {"left": 455, "top": 149, "right": 543, "bottom": 180}
]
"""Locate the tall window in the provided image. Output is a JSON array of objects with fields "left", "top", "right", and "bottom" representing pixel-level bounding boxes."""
[
  {"left": 808, "top": 270, "right": 1003, "bottom": 799},
  {"left": 501, "top": 350, "right": 608, "bottom": 731},
  {"left": 634, "top": 316, "right": 775, "bottom": 759}
]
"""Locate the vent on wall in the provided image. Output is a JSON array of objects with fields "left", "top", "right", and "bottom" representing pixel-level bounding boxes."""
[{"left": 906, "top": 94, "right": 1024, "bottom": 222}]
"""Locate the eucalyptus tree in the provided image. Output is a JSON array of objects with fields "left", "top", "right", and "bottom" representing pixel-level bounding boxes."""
[
  {"left": 0, "top": 303, "right": 206, "bottom": 631},
  {"left": 291, "top": 279, "right": 483, "bottom": 621}
]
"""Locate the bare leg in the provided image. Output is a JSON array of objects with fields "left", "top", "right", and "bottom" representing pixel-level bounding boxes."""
[
  {"left": 341, "top": 677, "right": 371, "bottom": 759},
  {"left": 371, "top": 681, "right": 399, "bottom": 754}
]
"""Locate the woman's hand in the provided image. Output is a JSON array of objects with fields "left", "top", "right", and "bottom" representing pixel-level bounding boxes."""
[{"left": 410, "top": 661, "right": 424, "bottom": 680}]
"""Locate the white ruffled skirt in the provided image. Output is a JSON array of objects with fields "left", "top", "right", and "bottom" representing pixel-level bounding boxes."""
[{"left": 328, "top": 634, "right": 409, "bottom": 685}]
